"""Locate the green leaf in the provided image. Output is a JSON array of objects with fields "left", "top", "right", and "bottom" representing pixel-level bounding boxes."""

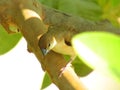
[
  {"left": 72, "top": 32, "right": 120, "bottom": 81},
  {"left": 63, "top": 55, "right": 93, "bottom": 77},
  {"left": 39, "top": 0, "right": 102, "bottom": 20},
  {"left": 72, "top": 57, "right": 93, "bottom": 77},
  {"left": 39, "top": 0, "right": 59, "bottom": 9},
  {"left": 58, "top": 0, "right": 102, "bottom": 20},
  {"left": 0, "top": 25, "right": 22, "bottom": 55},
  {"left": 97, "top": 0, "right": 120, "bottom": 25},
  {"left": 41, "top": 72, "right": 52, "bottom": 89}
]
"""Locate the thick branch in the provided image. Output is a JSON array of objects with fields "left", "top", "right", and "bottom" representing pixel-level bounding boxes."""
[{"left": 0, "top": 0, "right": 86, "bottom": 90}]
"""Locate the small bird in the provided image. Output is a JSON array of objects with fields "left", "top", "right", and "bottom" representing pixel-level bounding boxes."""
[
  {"left": 38, "top": 25, "right": 77, "bottom": 77},
  {"left": 38, "top": 26, "right": 76, "bottom": 59}
]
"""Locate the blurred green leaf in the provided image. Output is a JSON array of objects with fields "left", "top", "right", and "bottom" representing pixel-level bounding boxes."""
[
  {"left": 39, "top": 0, "right": 59, "bottom": 9},
  {"left": 0, "top": 25, "right": 22, "bottom": 55},
  {"left": 58, "top": 0, "right": 102, "bottom": 20},
  {"left": 97, "top": 0, "right": 120, "bottom": 25},
  {"left": 39, "top": 0, "right": 102, "bottom": 20},
  {"left": 72, "top": 32, "right": 120, "bottom": 81},
  {"left": 39, "top": 0, "right": 120, "bottom": 24},
  {"left": 72, "top": 57, "right": 93, "bottom": 77},
  {"left": 64, "top": 55, "right": 93, "bottom": 77},
  {"left": 110, "top": 0, "right": 120, "bottom": 6},
  {"left": 41, "top": 72, "right": 52, "bottom": 89}
]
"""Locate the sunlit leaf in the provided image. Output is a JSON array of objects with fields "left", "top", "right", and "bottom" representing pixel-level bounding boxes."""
[
  {"left": 72, "top": 32, "right": 120, "bottom": 81},
  {"left": 0, "top": 25, "right": 22, "bottom": 55}
]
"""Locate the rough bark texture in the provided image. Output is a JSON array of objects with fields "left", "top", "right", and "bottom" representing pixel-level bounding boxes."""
[{"left": 0, "top": 0, "right": 120, "bottom": 90}]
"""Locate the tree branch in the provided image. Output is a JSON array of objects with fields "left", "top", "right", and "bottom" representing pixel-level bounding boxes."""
[{"left": 0, "top": 0, "right": 86, "bottom": 90}]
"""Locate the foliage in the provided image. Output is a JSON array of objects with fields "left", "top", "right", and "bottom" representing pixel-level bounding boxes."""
[
  {"left": 72, "top": 56, "right": 93, "bottom": 77},
  {"left": 64, "top": 55, "right": 93, "bottom": 77},
  {"left": 97, "top": 0, "right": 120, "bottom": 25},
  {"left": 72, "top": 32, "right": 120, "bottom": 81},
  {"left": 0, "top": 25, "right": 21, "bottom": 55},
  {"left": 41, "top": 72, "right": 52, "bottom": 89},
  {"left": 39, "top": 0, "right": 102, "bottom": 20}
]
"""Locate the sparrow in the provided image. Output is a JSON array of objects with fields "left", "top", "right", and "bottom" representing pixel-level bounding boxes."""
[
  {"left": 38, "top": 26, "right": 76, "bottom": 59},
  {"left": 38, "top": 26, "right": 77, "bottom": 77}
]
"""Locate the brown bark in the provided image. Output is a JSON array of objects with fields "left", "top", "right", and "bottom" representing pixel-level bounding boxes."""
[{"left": 0, "top": 0, "right": 86, "bottom": 90}]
